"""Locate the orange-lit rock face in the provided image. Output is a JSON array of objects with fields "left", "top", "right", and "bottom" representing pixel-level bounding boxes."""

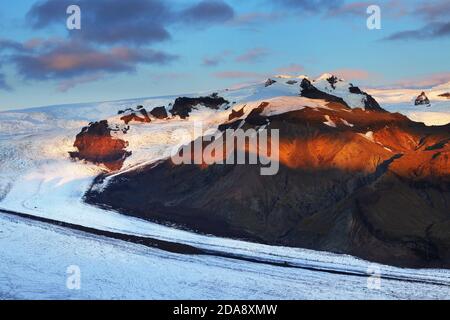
[
  {"left": 265, "top": 104, "right": 449, "bottom": 183},
  {"left": 120, "top": 113, "right": 151, "bottom": 125},
  {"left": 70, "top": 120, "right": 131, "bottom": 171}
]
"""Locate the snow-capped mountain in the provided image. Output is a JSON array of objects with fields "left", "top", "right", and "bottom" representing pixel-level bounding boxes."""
[{"left": 1, "top": 73, "right": 450, "bottom": 298}]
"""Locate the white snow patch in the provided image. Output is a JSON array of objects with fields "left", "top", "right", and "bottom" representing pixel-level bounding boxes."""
[
  {"left": 340, "top": 119, "right": 354, "bottom": 127},
  {"left": 323, "top": 115, "right": 337, "bottom": 128},
  {"left": 358, "top": 131, "right": 375, "bottom": 142}
]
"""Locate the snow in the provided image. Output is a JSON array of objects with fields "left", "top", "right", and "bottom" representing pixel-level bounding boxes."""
[
  {"left": 323, "top": 115, "right": 337, "bottom": 128},
  {"left": 312, "top": 74, "right": 369, "bottom": 110},
  {"left": 251, "top": 96, "right": 330, "bottom": 117},
  {"left": 367, "top": 83, "right": 450, "bottom": 126},
  {"left": 358, "top": 131, "right": 375, "bottom": 142},
  {"left": 340, "top": 118, "right": 354, "bottom": 127}
]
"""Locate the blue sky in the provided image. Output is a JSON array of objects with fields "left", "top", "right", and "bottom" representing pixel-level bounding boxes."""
[{"left": 0, "top": 0, "right": 449, "bottom": 110}]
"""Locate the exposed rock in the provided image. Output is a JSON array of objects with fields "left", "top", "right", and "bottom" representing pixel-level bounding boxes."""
[
  {"left": 326, "top": 75, "right": 339, "bottom": 89},
  {"left": 415, "top": 92, "right": 431, "bottom": 106},
  {"left": 300, "top": 78, "right": 351, "bottom": 108},
  {"left": 119, "top": 106, "right": 151, "bottom": 124},
  {"left": 69, "top": 120, "right": 131, "bottom": 171},
  {"left": 245, "top": 102, "right": 270, "bottom": 126},
  {"left": 300, "top": 78, "right": 385, "bottom": 112},
  {"left": 286, "top": 80, "right": 298, "bottom": 85},
  {"left": 438, "top": 92, "right": 450, "bottom": 99},
  {"left": 228, "top": 105, "right": 245, "bottom": 121},
  {"left": 170, "top": 95, "right": 229, "bottom": 119},
  {"left": 265, "top": 79, "right": 277, "bottom": 87},
  {"left": 349, "top": 86, "right": 384, "bottom": 112},
  {"left": 150, "top": 106, "right": 168, "bottom": 119}
]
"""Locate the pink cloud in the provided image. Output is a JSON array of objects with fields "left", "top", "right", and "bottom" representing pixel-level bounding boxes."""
[
  {"left": 57, "top": 73, "right": 105, "bottom": 92},
  {"left": 276, "top": 63, "right": 304, "bottom": 74},
  {"left": 235, "top": 47, "right": 269, "bottom": 63},
  {"left": 213, "top": 71, "right": 266, "bottom": 79},
  {"left": 389, "top": 72, "right": 450, "bottom": 89},
  {"left": 330, "top": 69, "right": 372, "bottom": 81}
]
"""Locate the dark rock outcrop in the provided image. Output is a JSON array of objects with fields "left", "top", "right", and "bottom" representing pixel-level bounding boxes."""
[
  {"left": 245, "top": 102, "right": 270, "bottom": 126},
  {"left": 286, "top": 80, "right": 298, "bottom": 85},
  {"left": 415, "top": 92, "right": 431, "bottom": 106},
  {"left": 438, "top": 92, "right": 450, "bottom": 99},
  {"left": 228, "top": 105, "right": 245, "bottom": 121},
  {"left": 150, "top": 106, "right": 168, "bottom": 119},
  {"left": 119, "top": 106, "right": 151, "bottom": 124},
  {"left": 300, "top": 78, "right": 385, "bottom": 112},
  {"left": 349, "top": 86, "right": 385, "bottom": 112},
  {"left": 69, "top": 120, "right": 131, "bottom": 171},
  {"left": 300, "top": 78, "right": 351, "bottom": 108},
  {"left": 265, "top": 79, "right": 277, "bottom": 87},
  {"left": 326, "top": 75, "right": 339, "bottom": 89},
  {"left": 170, "top": 95, "right": 229, "bottom": 119}
]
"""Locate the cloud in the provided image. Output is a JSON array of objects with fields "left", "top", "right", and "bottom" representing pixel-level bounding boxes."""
[
  {"left": 9, "top": 39, "right": 177, "bottom": 83},
  {"left": 28, "top": 0, "right": 172, "bottom": 45},
  {"left": 327, "top": 0, "right": 408, "bottom": 18},
  {"left": 326, "top": 1, "right": 370, "bottom": 17},
  {"left": 0, "top": 73, "right": 12, "bottom": 91},
  {"left": 414, "top": 0, "right": 450, "bottom": 22},
  {"left": 272, "top": 0, "right": 344, "bottom": 13},
  {"left": 235, "top": 48, "right": 270, "bottom": 63},
  {"left": 385, "top": 22, "right": 450, "bottom": 41},
  {"left": 57, "top": 73, "right": 105, "bottom": 92},
  {"left": 229, "top": 12, "right": 281, "bottom": 26},
  {"left": 213, "top": 71, "right": 266, "bottom": 79},
  {"left": 276, "top": 63, "right": 304, "bottom": 74},
  {"left": 27, "top": 0, "right": 233, "bottom": 46},
  {"left": 388, "top": 72, "right": 450, "bottom": 89},
  {"left": 330, "top": 69, "right": 371, "bottom": 81},
  {"left": 202, "top": 50, "right": 232, "bottom": 67},
  {"left": 149, "top": 72, "right": 191, "bottom": 82},
  {"left": 0, "top": 39, "right": 26, "bottom": 52},
  {"left": 180, "top": 0, "right": 235, "bottom": 26}
]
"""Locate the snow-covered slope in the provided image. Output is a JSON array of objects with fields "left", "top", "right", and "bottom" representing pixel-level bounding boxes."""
[
  {"left": 2, "top": 213, "right": 450, "bottom": 299},
  {"left": 367, "top": 81, "right": 450, "bottom": 126}
]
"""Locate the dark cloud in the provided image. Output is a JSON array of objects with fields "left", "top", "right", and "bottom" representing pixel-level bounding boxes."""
[
  {"left": 8, "top": 40, "right": 177, "bottom": 81},
  {"left": 272, "top": 0, "right": 344, "bottom": 13},
  {"left": 0, "top": 73, "right": 12, "bottom": 91},
  {"left": 229, "top": 12, "right": 281, "bottom": 27},
  {"left": 27, "top": 0, "right": 234, "bottom": 45},
  {"left": 27, "top": 0, "right": 172, "bottom": 45},
  {"left": 385, "top": 22, "right": 450, "bottom": 41},
  {"left": 180, "top": 0, "right": 235, "bottom": 25},
  {"left": 414, "top": 0, "right": 450, "bottom": 22},
  {"left": 201, "top": 50, "right": 232, "bottom": 67},
  {"left": 0, "top": 39, "right": 25, "bottom": 52}
]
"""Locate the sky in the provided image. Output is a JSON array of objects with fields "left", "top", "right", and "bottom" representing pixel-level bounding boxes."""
[{"left": 0, "top": 0, "right": 449, "bottom": 110}]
